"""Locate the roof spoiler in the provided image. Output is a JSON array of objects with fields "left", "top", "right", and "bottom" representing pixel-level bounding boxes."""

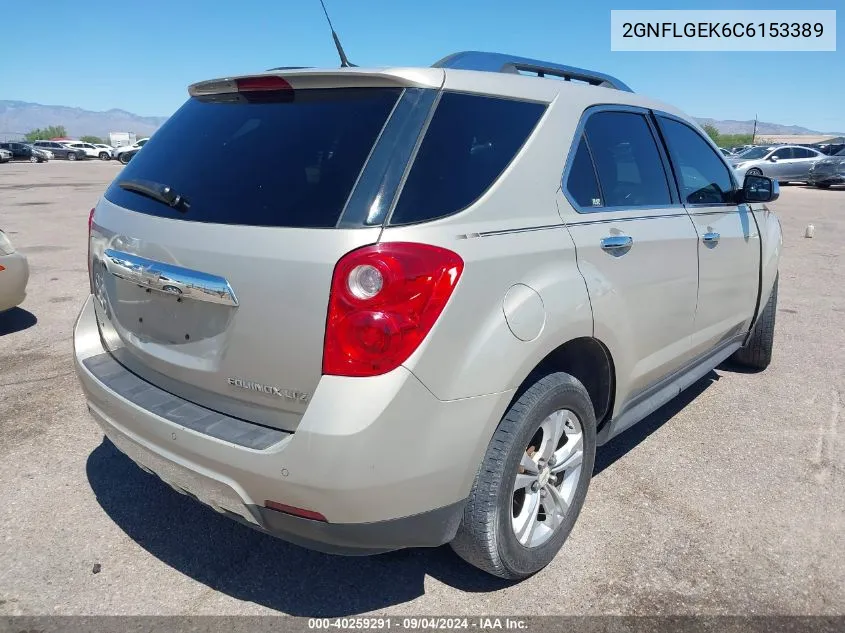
[{"left": 433, "top": 51, "right": 633, "bottom": 92}]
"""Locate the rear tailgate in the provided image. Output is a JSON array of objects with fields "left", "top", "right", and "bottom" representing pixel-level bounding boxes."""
[{"left": 90, "top": 69, "right": 442, "bottom": 432}]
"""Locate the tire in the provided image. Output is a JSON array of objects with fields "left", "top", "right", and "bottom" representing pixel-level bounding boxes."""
[
  {"left": 67, "top": 152, "right": 77, "bottom": 161},
  {"left": 732, "top": 276, "right": 778, "bottom": 370},
  {"left": 119, "top": 153, "right": 131, "bottom": 165},
  {"left": 815, "top": 183, "right": 831, "bottom": 189},
  {"left": 99, "top": 152, "right": 110, "bottom": 161},
  {"left": 29, "top": 155, "right": 38, "bottom": 163},
  {"left": 746, "top": 168, "right": 763, "bottom": 176},
  {"left": 450, "top": 372, "right": 597, "bottom": 579}
]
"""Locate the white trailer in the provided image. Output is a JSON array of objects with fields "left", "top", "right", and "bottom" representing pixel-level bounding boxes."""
[{"left": 109, "top": 132, "right": 137, "bottom": 148}]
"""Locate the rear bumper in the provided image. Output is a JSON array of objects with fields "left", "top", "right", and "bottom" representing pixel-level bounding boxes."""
[
  {"left": 0, "top": 252, "right": 29, "bottom": 312},
  {"left": 73, "top": 295, "right": 511, "bottom": 553}
]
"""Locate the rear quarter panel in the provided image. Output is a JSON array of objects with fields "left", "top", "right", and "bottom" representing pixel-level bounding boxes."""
[{"left": 380, "top": 90, "right": 595, "bottom": 402}]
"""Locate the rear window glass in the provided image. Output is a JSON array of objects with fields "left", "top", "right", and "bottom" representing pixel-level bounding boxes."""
[
  {"left": 105, "top": 88, "right": 401, "bottom": 228},
  {"left": 389, "top": 93, "right": 545, "bottom": 225}
]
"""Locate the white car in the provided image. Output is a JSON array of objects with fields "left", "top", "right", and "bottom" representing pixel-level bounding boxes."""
[
  {"left": 93, "top": 144, "right": 116, "bottom": 160},
  {"left": 0, "top": 230, "right": 29, "bottom": 312},
  {"left": 63, "top": 142, "right": 113, "bottom": 161},
  {"left": 114, "top": 138, "right": 150, "bottom": 163}
]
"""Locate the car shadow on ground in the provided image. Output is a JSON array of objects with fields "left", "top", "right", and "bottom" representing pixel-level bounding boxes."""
[
  {"left": 86, "top": 371, "right": 718, "bottom": 615},
  {"left": 0, "top": 307, "right": 37, "bottom": 336}
]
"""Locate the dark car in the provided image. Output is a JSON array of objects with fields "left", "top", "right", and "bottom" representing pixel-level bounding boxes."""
[
  {"left": 808, "top": 147, "right": 845, "bottom": 189},
  {"left": 0, "top": 142, "right": 50, "bottom": 163},
  {"left": 31, "top": 140, "right": 87, "bottom": 161},
  {"left": 117, "top": 147, "right": 140, "bottom": 165},
  {"left": 814, "top": 143, "right": 845, "bottom": 156}
]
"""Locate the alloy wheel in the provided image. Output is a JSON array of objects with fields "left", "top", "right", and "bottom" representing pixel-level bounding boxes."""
[{"left": 512, "top": 408, "right": 584, "bottom": 548}]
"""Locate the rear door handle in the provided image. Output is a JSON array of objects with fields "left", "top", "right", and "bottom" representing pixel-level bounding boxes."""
[
  {"left": 702, "top": 232, "right": 720, "bottom": 244},
  {"left": 600, "top": 235, "right": 633, "bottom": 252}
]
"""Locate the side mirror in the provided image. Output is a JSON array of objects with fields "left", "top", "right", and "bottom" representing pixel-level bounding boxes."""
[
  {"left": 742, "top": 174, "right": 779, "bottom": 203},
  {"left": 769, "top": 155, "right": 779, "bottom": 162}
]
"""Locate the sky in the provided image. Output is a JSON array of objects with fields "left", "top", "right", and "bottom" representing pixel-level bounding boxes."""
[{"left": 2, "top": 0, "right": 843, "bottom": 132}]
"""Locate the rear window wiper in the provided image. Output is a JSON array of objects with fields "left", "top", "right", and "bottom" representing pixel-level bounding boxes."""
[{"left": 119, "top": 179, "right": 191, "bottom": 212}]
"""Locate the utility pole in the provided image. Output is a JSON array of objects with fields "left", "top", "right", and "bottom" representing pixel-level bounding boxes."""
[{"left": 752, "top": 114, "right": 758, "bottom": 145}]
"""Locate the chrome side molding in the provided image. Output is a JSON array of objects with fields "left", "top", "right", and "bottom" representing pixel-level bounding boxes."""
[{"left": 102, "top": 249, "right": 239, "bottom": 307}]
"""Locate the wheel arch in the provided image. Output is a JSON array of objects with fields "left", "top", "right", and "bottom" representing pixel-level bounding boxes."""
[
  {"left": 753, "top": 205, "right": 782, "bottom": 330},
  {"left": 510, "top": 336, "right": 616, "bottom": 429}
]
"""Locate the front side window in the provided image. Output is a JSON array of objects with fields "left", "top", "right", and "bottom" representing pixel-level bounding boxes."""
[
  {"left": 772, "top": 147, "right": 793, "bottom": 159},
  {"left": 582, "top": 110, "right": 671, "bottom": 208},
  {"left": 659, "top": 117, "right": 735, "bottom": 205},
  {"left": 389, "top": 93, "right": 545, "bottom": 225}
]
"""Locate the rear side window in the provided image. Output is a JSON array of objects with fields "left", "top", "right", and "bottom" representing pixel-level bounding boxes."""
[
  {"left": 583, "top": 111, "right": 671, "bottom": 208},
  {"left": 105, "top": 88, "right": 401, "bottom": 228},
  {"left": 658, "top": 117, "right": 735, "bottom": 205},
  {"left": 389, "top": 93, "right": 545, "bottom": 225},
  {"left": 566, "top": 137, "right": 602, "bottom": 208}
]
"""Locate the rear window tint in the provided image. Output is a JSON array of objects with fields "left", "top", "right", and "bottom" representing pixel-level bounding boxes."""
[
  {"left": 584, "top": 111, "right": 671, "bottom": 208},
  {"left": 105, "top": 88, "right": 401, "bottom": 228},
  {"left": 389, "top": 93, "right": 545, "bottom": 225},
  {"left": 566, "top": 136, "right": 603, "bottom": 208}
]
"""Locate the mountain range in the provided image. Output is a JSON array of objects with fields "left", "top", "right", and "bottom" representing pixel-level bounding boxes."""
[
  {"left": 0, "top": 100, "right": 167, "bottom": 139},
  {"left": 0, "top": 99, "right": 841, "bottom": 140}
]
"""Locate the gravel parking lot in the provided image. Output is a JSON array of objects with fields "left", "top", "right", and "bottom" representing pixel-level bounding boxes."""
[{"left": 0, "top": 160, "right": 842, "bottom": 617}]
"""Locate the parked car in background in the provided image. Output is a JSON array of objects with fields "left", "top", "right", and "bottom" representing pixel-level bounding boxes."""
[
  {"left": 808, "top": 147, "right": 845, "bottom": 189},
  {"left": 92, "top": 144, "right": 116, "bottom": 160},
  {"left": 0, "top": 148, "right": 11, "bottom": 163},
  {"left": 31, "top": 141, "right": 87, "bottom": 161},
  {"left": 75, "top": 52, "right": 783, "bottom": 579},
  {"left": 730, "top": 144, "right": 754, "bottom": 154},
  {"left": 732, "top": 145, "right": 824, "bottom": 183},
  {"left": 114, "top": 138, "right": 149, "bottom": 163},
  {"left": 0, "top": 142, "right": 50, "bottom": 163},
  {"left": 116, "top": 147, "right": 140, "bottom": 164},
  {"left": 0, "top": 230, "right": 29, "bottom": 312},
  {"left": 63, "top": 142, "right": 111, "bottom": 160},
  {"left": 814, "top": 143, "right": 845, "bottom": 156}
]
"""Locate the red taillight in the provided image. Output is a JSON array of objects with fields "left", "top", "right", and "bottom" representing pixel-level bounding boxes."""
[
  {"left": 87, "top": 207, "right": 95, "bottom": 291},
  {"left": 235, "top": 76, "right": 292, "bottom": 92},
  {"left": 265, "top": 500, "right": 327, "bottom": 522},
  {"left": 322, "top": 242, "right": 464, "bottom": 377}
]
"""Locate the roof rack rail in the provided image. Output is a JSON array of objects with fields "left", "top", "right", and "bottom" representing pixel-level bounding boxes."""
[
  {"left": 432, "top": 51, "right": 633, "bottom": 93},
  {"left": 266, "top": 66, "right": 313, "bottom": 71}
]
